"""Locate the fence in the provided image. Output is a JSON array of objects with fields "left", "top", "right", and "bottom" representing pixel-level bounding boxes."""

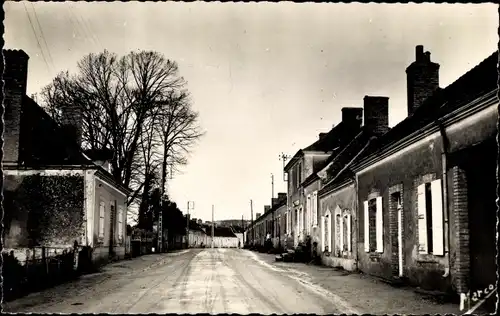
[{"left": 2, "top": 245, "right": 80, "bottom": 301}]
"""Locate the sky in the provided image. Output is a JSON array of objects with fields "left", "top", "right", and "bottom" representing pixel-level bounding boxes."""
[{"left": 4, "top": 2, "right": 498, "bottom": 224}]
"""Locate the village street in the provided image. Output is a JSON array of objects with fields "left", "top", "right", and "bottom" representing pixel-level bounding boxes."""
[{"left": 3, "top": 248, "right": 463, "bottom": 315}]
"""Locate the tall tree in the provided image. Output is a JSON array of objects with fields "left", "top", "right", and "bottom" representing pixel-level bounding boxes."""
[{"left": 41, "top": 50, "right": 204, "bottom": 220}]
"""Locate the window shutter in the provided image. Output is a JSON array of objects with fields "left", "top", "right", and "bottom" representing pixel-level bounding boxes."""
[
  {"left": 339, "top": 214, "right": 344, "bottom": 253},
  {"left": 376, "top": 196, "right": 383, "bottom": 253},
  {"left": 99, "top": 201, "right": 105, "bottom": 238},
  {"left": 364, "top": 201, "right": 369, "bottom": 252},
  {"left": 431, "top": 179, "right": 444, "bottom": 255},
  {"left": 417, "top": 184, "right": 428, "bottom": 253},
  {"left": 347, "top": 214, "right": 352, "bottom": 252},
  {"left": 313, "top": 192, "right": 318, "bottom": 226},
  {"left": 321, "top": 216, "right": 325, "bottom": 252}
]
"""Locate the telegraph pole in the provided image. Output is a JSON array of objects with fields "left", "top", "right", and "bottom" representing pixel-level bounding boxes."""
[
  {"left": 279, "top": 152, "right": 291, "bottom": 249},
  {"left": 211, "top": 205, "right": 215, "bottom": 248}
]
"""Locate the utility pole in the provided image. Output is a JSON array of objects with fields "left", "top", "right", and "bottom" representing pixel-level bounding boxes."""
[
  {"left": 250, "top": 199, "right": 254, "bottom": 245},
  {"left": 279, "top": 152, "right": 291, "bottom": 249},
  {"left": 211, "top": 205, "right": 215, "bottom": 248}
]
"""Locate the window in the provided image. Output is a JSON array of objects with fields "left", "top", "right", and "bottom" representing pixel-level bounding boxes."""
[
  {"left": 306, "top": 195, "right": 311, "bottom": 234},
  {"left": 99, "top": 201, "right": 105, "bottom": 238},
  {"left": 417, "top": 179, "right": 444, "bottom": 255},
  {"left": 118, "top": 207, "right": 124, "bottom": 241},
  {"left": 364, "top": 196, "right": 383, "bottom": 253},
  {"left": 335, "top": 213, "right": 342, "bottom": 256},
  {"left": 344, "top": 213, "right": 351, "bottom": 252},
  {"left": 312, "top": 191, "right": 318, "bottom": 227},
  {"left": 321, "top": 210, "right": 332, "bottom": 252}
]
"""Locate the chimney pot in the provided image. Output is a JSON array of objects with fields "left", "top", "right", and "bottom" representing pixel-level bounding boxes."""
[
  {"left": 319, "top": 133, "right": 328, "bottom": 140},
  {"left": 425, "top": 51, "right": 431, "bottom": 62},
  {"left": 416, "top": 45, "right": 424, "bottom": 61}
]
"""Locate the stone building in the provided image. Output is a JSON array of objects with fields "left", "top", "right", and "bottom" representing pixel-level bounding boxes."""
[
  {"left": 2, "top": 49, "right": 130, "bottom": 267},
  {"left": 351, "top": 47, "right": 497, "bottom": 297}
]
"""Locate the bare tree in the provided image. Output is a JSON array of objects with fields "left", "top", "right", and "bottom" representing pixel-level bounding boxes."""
[{"left": 41, "top": 50, "right": 204, "bottom": 221}]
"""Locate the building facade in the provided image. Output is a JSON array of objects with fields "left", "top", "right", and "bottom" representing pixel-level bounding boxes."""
[
  {"left": 2, "top": 49, "right": 130, "bottom": 267},
  {"left": 351, "top": 47, "right": 498, "bottom": 296}
]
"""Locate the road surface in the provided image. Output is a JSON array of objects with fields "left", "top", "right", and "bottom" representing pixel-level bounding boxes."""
[{"left": 4, "top": 248, "right": 358, "bottom": 314}]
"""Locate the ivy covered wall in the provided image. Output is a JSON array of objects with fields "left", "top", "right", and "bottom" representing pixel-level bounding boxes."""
[{"left": 3, "top": 173, "right": 85, "bottom": 248}]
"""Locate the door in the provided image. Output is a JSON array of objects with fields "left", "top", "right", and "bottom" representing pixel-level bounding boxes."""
[{"left": 397, "top": 203, "right": 403, "bottom": 277}]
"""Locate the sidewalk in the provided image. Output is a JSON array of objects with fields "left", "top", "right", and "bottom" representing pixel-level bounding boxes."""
[{"left": 248, "top": 250, "right": 465, "bottom": 315}]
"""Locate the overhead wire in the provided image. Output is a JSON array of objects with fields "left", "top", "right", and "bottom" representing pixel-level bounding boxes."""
[
  {"left": 30, "top": 3, "right": 56, "bottom": 73},
  {"left": 23, "top": 2, "right": 52, "bottom": 75}
]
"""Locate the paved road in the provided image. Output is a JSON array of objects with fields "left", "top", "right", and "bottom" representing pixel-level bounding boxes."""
[{"left": 4, "top": 248, "right": 358, "bottom": 314}]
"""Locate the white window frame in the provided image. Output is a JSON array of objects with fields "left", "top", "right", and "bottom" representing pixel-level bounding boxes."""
[
  {"left": 345, "top": 212, "right": 352, "bottom": 252},
  {"left": 306, "top": 195, "right": 311, "bottom": 234},
  {"left": 417, "top": 179, "right": 444, "bottom": 255},
  {"left": 312, "top": 191, "right": 318, "bottom": 227},
  {"left": 364, "top": 196, "right": 383, "bottom": 253},
  {"left": 99, "top": 201, "right": 105, "bottom": 239},
  {"left": 326, "top": 209, "right": 332, "bottom": 252}
]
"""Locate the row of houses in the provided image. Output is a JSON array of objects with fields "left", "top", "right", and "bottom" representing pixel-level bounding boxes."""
[
  {"left": 3, "top": 49, "right": 129, "bottom": 268},
  {"left": 245, "top": 46, "right": 498, "bottom": 298},
  {"left": 186, "top": 220, "right": 241, "bottom": 248}
]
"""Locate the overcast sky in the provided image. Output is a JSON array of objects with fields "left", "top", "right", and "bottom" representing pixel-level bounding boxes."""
[{"left": 4, "top": 2, "right": 498, "bottom": 223}]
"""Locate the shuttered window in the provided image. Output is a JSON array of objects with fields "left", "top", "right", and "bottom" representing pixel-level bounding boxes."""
[
  {"left": 364, "top": 197, "right": 383, "bottom": 253},
  {"left": 364, "top": 201, "right": 369, "bottom": 252},
  {"left": 306, "top": 195, "right": 311, "bottom": 234},
  {"left": 417, "top": 184, "right": 428, "bottom": 253},
  {"left": 99, "top": 201, "right": 105, "bottom": 238},
  {"left": 118, "top": 207, "right": 124, "bottom": 241},
  {"left": 417, "top": 179, "right": 444, "bottom": 255},
  {"left": 376, "top": 196, "right": 383, "bottom": 253},
  {"left": 346, "top": 214, "right": 352, "bottom": 252},
  {"left": 312, "top": 191, "right": 318, "bottom": 226}
]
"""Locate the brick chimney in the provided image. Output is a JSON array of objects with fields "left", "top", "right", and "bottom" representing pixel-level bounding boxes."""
[
  {"left": 3, "top": 49, "right": 29, "bottom": 164},
  {"left": 341, "top": 107, "right": 363, "bottom": 131},
  {"left": 318, "top": 133, "right": 328, "bottom": 140},
  {"left": 61, "top": 103, "right": 83, "bottom": 147},
  {"left": 406, "top": 45, "right": 440, "bottom": 116},
  {"left": 363, "top": 96, "right": 389, "bottom": 135},
  {"left": 278, "top": 192, "right": 287, "bottom": 202},
  {"left": 264, "top": 205, "right": 271, "bottom": 213},
  {"left": 256, "top": 213, "right": 261, "bottom": 219}
]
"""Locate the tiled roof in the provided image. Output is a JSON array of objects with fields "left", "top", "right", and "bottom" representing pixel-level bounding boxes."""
[
  {"left": 357, "top": 51, "right": 498, "bottom": 162},
  {"left": 319, "top": 130, "right": 375, "bottom": 194}
]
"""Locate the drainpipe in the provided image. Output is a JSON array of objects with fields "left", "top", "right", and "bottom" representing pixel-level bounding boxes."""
[{"left": 437, "top": 121, "right": 451, "bottom": 278}]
